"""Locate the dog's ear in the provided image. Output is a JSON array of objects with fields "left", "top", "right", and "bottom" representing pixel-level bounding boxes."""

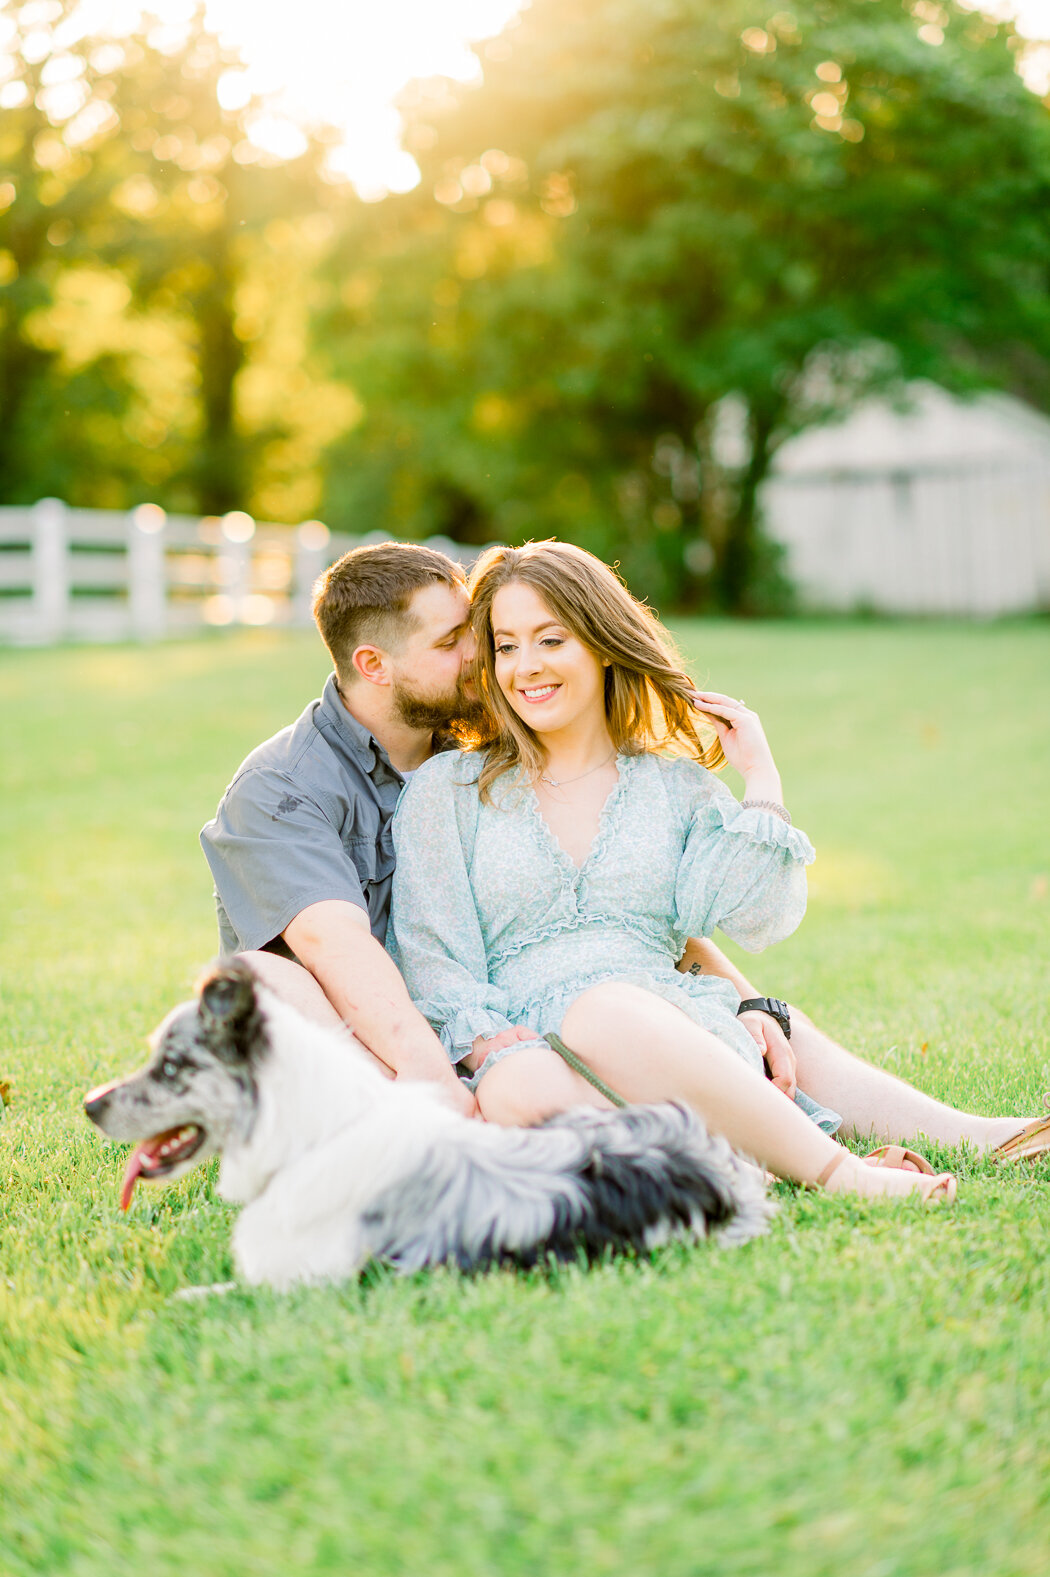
[{"left": 197, "top": 962, "right": 261, "bottom": 1062}]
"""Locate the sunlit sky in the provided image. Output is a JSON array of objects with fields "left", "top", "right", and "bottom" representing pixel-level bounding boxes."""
[
  {"left": 14, "top": 0, "right": 1050, "bottom": 198},
  {"left": 60, "top": 0, "right": 525, "bottom": 197}
]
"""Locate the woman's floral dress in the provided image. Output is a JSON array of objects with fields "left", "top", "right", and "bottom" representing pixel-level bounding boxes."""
[{"left": 388, "top": 748, "right": 840, "bottom": 1131}]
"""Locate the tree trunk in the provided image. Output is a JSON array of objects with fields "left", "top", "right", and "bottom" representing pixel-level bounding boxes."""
[
  {"left": 0, "top": 332, "right": 50, "bottom": 501},
  {"left": 717, "top": 401, "right": 780, "bottom": 614},
  {"left": 193, "top": 227, "right": 246, "bottom": 516}
]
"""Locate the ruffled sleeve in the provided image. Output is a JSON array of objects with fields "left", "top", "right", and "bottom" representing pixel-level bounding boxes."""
[
  {"left": 669, "top": 761, "right": 815, "bottom": 952},
  {"left": 388, "top": 753, "right": 548, "bottom": 1064}
]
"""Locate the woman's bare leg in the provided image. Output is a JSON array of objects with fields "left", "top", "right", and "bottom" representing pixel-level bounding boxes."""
[
  {"left": 475, "top": 1046, "right": 612, "bottom": 1124},
  {"left": 237, "top": 951, "right": 395, "bottom": 1079},
  {"left": 559, "top": 983, "right": 951, "bottom": 1198},
  {"left": 788, "top": 1007, "right": 1030, "bottom": 1150}
]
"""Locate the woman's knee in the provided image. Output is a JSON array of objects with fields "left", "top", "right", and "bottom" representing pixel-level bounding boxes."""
[
  {"left": 236, "top": 951, "right": 353, "bottom": 1037},
  {"left": 476, "top": 1048, "right": 599, "bottom": 1126},
  {"left": 561, "top": 980, "right": 659, "bottom": 1043},
  {"left": 237, "top": 950, "right": 308, "bottom": 988}
]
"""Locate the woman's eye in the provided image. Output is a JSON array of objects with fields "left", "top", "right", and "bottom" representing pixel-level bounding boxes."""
[
  {"left": 495, "top": 644, "right": 514, "bottom": 656},
  {"left": 540, "top": 638, "right": 563, "bottom": 648}
]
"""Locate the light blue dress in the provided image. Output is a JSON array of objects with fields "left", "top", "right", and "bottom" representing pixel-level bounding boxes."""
[{"left": 388, "top": 749, "right": 841, "bottom": 1132}]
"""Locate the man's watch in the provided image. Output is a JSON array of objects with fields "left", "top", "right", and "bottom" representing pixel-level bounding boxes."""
[{"left": 736, "top": 997, "right": 791, "bottom": 1040}]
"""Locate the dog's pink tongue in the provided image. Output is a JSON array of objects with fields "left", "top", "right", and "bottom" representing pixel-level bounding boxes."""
[{"left": 120, "top": 1146, "right": 149, "bottom": 1212}]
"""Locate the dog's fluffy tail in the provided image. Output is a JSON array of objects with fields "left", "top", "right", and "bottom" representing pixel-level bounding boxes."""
[
  {"left": 366, "top": 1102, "right": 772, "bottom": 1273},
  {"left": 545, "top": 1102, "right": 772, "bottom": 1256}
]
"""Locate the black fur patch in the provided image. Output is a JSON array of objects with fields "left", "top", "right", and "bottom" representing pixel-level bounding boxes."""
[
  {"left": 363, "top": 1103, "right": 742, "bottom": 1275},
  {"left": 195, "top": 960, "right": 271, "bottom": 1069}
]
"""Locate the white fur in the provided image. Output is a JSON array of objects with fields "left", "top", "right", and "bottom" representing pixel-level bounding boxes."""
[
  {"left": 91, "top": 972, "right": 772, "bottom": 1291},
  {"left": 220, "top": 990, "right": 466, "bottom": 1286},
  {"left": 214, "top": 986, "right": 771, "bottom": 1289}
]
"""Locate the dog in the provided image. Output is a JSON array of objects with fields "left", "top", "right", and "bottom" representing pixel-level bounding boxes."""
[{"left": 84, "top": 961, "right": 771, "bottom": 1290}]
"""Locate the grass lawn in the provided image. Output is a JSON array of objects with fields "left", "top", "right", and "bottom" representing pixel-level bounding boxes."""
[{"left": 2, "top": 619, "right": 1048, "bottom": 1577}]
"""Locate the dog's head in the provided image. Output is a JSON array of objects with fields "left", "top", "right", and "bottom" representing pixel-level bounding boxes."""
[{"left": 84, "top": 961, "right": 268, "bottom": 1209}]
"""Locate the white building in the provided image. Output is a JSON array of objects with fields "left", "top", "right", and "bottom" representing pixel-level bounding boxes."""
[{"left": 761, "top": 383, "right": 1050, "bottom": 615}]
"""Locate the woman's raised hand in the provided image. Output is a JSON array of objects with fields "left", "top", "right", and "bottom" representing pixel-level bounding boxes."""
[{"left": 689, "top": 691, "right": 783, "bottom": 804}]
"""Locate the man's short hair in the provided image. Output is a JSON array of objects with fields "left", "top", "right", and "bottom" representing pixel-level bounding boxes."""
[{"left": 312, "top": 541, "right": 464, "bottom": 678}]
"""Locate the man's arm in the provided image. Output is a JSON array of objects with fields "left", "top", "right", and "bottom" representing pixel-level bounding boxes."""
[
  {"left": 284, "top": 899, "right": 474, "bottom": 1113},
  {"left": 676, "top": 937, "right": 797, "bottom": 1098}
]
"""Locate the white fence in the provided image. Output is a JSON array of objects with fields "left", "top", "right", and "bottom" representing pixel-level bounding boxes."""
[
  {"left": 763, "top": 459, "right": 1050, "bottom": 615},
  {"left": 0, "top": 501, "right": 479, "bottom": 645}
]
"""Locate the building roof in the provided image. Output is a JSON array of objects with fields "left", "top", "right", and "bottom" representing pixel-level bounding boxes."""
[{"left": 772, "top": 382, "right": 1050, "bottom": 477}]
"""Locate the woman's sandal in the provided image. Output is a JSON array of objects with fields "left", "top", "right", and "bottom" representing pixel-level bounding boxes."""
[
  {"left": 991, "top": 1094, "right": 1050, "bottom": 1163},
  {"left": 861, "top": 1144, "right": 935, "bottom": 1176},
  {"left": 813, "top": 1149, "right": 957, "bottom": 1203}
]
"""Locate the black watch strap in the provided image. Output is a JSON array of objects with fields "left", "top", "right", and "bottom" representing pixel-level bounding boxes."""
[{"left": 736, "top": 997, "right": 791, "bottom": 1040}]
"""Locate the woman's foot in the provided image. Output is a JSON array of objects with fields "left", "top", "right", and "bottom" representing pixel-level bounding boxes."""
[
  {"left": 991, "top": 1095, "right": 1050, "bottom": 1162},
  {"left": 816, "top": 1149, "right": 956, "bottom": 1203},
  {"left": 862, "top": 1144, "right": 934, "bottom": 1175}
]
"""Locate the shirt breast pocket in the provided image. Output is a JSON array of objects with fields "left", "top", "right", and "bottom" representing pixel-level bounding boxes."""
[{"left": 348, "top": 837, "right": 395, "bottom": 907}]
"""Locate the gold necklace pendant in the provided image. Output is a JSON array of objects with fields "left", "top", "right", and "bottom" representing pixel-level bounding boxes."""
[{"left": 539, "top": 749, "right": 615, "bottom": 790}]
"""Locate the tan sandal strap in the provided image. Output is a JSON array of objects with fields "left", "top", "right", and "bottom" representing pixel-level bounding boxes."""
[
  {"left": 814, "top": 1151, "right": 851, "bottom": 1189},
  {"left": 863, "top": 1145, "right": 935, "bottom": 1175},
  {"left": 993, "top": 1114, "right": 1050, "bottom": 1160}
]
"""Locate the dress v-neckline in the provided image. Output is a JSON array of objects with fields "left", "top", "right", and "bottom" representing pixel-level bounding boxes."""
[{"left": 524, "top": 756, "right": 632, "bottom": 875}]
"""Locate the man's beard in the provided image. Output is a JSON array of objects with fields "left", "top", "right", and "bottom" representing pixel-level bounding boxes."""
[{"left": 392, "top": 673, "right": 486, "bottom": 734}]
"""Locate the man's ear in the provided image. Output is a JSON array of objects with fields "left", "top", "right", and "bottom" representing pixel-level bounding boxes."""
[{"left": 350, "top": 644, "right": 391, "bottom": 687}]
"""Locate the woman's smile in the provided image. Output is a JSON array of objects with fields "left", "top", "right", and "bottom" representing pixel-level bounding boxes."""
[{"left": 491, "top": 582, "right": 607, "bottom": 737}]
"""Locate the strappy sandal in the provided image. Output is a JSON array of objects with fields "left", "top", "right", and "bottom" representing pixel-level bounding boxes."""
[
  {"left": 992, "top": 1096, "right": 1050, "bottom": 1163},
  {"left": 813, "top": 1150, "right": 956, "bottom": 1203},
  {"left": 861, "top": 1144, "right": 935, "bottom": 1176}
]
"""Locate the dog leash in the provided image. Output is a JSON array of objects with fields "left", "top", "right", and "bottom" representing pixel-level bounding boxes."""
[{"left": 545, "top": 1033, "right": 628, "bottom": 1109}]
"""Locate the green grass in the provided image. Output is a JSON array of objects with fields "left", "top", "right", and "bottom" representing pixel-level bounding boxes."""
[{"left": 2, "top": 621, "right": 1049, "bottom": 1577}]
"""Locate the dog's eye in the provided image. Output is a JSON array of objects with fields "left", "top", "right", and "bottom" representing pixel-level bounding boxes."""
[{"left": 160, "top": 1057, "right": 181, "bottom": 1080}]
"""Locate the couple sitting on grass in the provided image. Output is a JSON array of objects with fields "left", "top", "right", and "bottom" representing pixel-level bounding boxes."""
[{"left": 201, "top": 539, "right": 1050, "bottom": 1204}]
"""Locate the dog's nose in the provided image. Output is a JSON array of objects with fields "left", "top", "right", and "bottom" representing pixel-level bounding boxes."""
[{"left": 84, "top": 1080, "right": 118, "bottom": 1120}]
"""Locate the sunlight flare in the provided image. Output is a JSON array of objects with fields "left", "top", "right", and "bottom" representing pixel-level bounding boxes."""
[{"left": 53, "top": 0, "right": 525, "bottom": 196}]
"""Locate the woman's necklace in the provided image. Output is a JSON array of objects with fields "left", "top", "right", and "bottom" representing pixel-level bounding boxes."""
[{"left": 538, "top": 749, "right": 616, "bottom": 789}]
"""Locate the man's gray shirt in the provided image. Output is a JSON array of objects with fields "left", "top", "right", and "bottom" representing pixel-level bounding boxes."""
[{"left": 201, "top": 674, "right": 406, "bottom": 956}]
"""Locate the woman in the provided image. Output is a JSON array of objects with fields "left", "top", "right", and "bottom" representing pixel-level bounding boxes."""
[{"left": 388, "top": 541, "right": 955, "bottom": 1201}]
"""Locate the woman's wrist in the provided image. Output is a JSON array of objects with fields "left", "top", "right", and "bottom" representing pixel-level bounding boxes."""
[{"left": 742, "top": 768, "right": 783, "bottom": 805}]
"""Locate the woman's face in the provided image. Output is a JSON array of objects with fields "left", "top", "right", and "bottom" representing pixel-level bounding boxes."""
[{"left": 490, "top": 580, "right": 607, "bottom": 739}]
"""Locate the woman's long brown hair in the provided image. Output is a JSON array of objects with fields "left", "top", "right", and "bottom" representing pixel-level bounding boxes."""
[{"left": 462, "top": 541, "right": 726, "bottom": 802}]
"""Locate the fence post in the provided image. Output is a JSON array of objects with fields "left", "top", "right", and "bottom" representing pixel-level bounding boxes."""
[
  {"left": 128, "top": 503, "right": 167, "bottom": 641},
  {"left": 219, "top": 511, "right": 254, "bottom": 621},
  {"left": 294, "top": 520, "right": 330, "bottom": 626},
  {"left": 31, "top": 497, "right": 69, "bottom": 644}
]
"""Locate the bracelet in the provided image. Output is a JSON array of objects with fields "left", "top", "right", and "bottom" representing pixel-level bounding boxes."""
[{"left": 740, "top": 798, "right": 792, "bottom": 825}]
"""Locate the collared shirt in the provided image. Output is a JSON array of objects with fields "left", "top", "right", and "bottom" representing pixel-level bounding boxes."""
[{"left": 200, "top": 673, "right": 408, "bottom": 956}]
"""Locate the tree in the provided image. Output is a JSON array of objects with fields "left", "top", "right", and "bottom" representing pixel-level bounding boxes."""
[
  {"left": 98, "top": 17, "right": 338, "bottom": 515},
  {"left": 0, "top": 2, "right": 346, "bottom": 515},
  {"left": 0, "top": 0, "right": 135, "bottom": 502},
  {"left": 317, "top": 0, "right": 1050, "bottom": 609}
]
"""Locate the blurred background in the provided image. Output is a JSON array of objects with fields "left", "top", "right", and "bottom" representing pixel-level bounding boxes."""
[{"left": 2, "top": 0, "right": 1050, "bottom": 639}]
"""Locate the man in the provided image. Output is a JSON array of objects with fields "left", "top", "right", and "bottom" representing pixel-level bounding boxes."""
[
  {"left": 201, "top": 542, "right": 481, "bottom": 1117},
  {"left": 202, "top": 542, "right": 1029, "bottom": 1153}
]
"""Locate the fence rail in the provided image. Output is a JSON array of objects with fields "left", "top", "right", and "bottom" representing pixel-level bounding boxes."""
[{"left": 0, "top": 501, "right": 480, "bottom": 645}]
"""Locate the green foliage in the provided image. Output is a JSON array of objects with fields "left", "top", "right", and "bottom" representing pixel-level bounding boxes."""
[
  {"left": 0, "top": 2, "right": 349, "bottom": 517},
  {"left": 2, "top": 621, "right": 1049, "bottom": 1574},
  {"left": 4, "top": 2, "right": 1050, "bottom": 604},
  {"left": 318, "top": 0, "right": 1050, "bottom": 608}
]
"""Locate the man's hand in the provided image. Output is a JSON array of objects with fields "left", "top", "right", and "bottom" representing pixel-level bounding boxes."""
[
  {"left": 464, "top": 1023, "right": 540, "bottom": 1074},
  {"left": 738, "top": 1010, "right": 797, "bottom": 1099}
]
